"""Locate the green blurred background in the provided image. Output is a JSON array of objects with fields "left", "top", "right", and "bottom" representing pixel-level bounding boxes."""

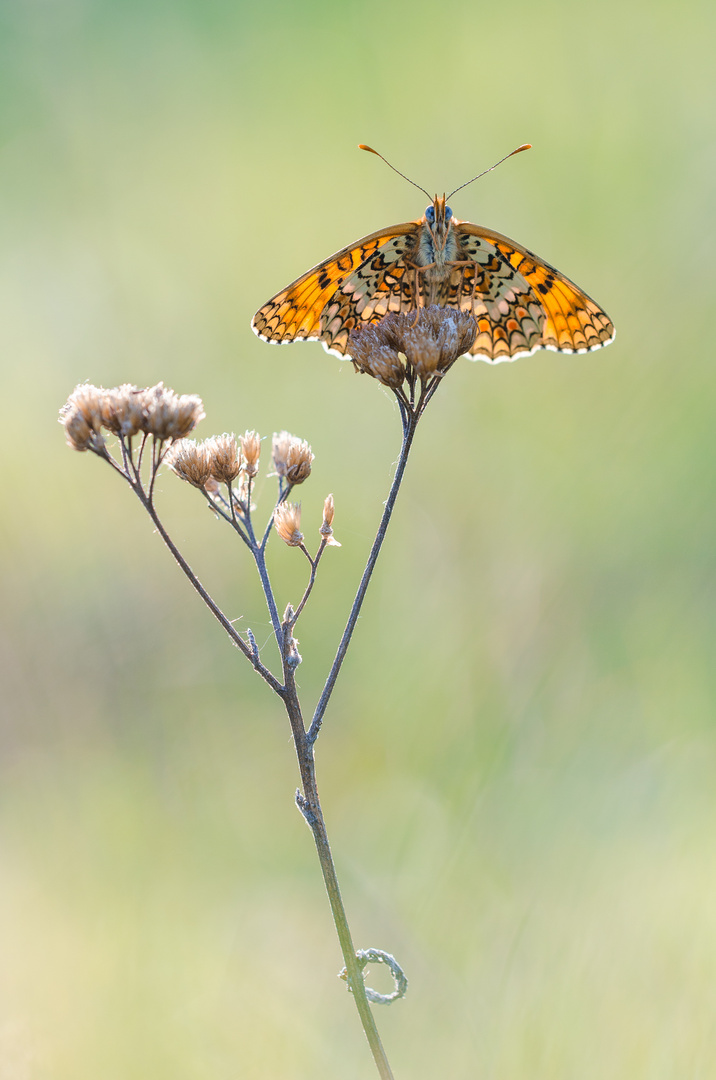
[{"left": 2, "top": 0, "right": 715, "bottom": 1076}]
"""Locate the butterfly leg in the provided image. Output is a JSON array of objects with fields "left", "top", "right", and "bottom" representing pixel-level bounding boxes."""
[{"left": 405, "top": 261, "right": 435, "bottom": 323}]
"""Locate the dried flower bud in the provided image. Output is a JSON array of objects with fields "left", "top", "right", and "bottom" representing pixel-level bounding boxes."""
[
  {"left": 348, "top": 325, "right": 406, "bottom": 387},
  {"left": 171, "top": 392, "right": 206, "bottom": 439},
  {"left": 142, "top": 383, "right": 205, "bottom": 441},
  {"left": 100, "top": 383, "right": 146, "bottom": 437},
  {"left": 204, "top": 433, "right": 240, "bottom": 483},
  {"left": 401, "top": 328, "right": 442, "bottom": 378},
  {"left": 61, "top": 407, "right": 96, "bottom": 451},
  {"left": 59, "top": 385, "right": 106, "bottom": 451},
  {"left": 274, "top": 501, "right": 304, "bottom": 546},
  {"left": 65, "top": 384, "right": 104, "bottom": 432},
  {"left": 272, "top": 431, "right": 314, "bottom": 485},
  {"left": 165, "top": 439, "right": 213, "bottom": 488},
  {"left": 322, "top": 493, "right": 335, "bottom": 528},
  {"left": 320, "top": 493, "right": 341, "bottom": 547},
  {"left": 240, "top": 430, "right": 261, "bottom": 477}
]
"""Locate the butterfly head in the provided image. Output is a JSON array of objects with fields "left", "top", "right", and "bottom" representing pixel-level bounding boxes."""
[{"left": 423, "top": 196, "right": 453, "bottom": 250}]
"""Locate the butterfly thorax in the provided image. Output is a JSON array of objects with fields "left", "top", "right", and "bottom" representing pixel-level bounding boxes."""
[
  {"left": 409, "top": 194, "right": 460, "bottom": 304},
  {"left": 418, "top": 195, "right": 458, "bottom": 268}
]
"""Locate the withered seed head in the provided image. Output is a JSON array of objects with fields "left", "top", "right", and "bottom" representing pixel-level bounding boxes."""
[
  {"left": 272, "top": 431, "right": 314, "bottom": 485},
  {"left": 61, "top": 407, "right": 97, "bottom": 451},
  {"left": 205, "top": 433, "right": 241, "bottom": 484},
  {"left": 348, "top": 326, "right": 406, "bottom": 387},
  {"left": 274, "top": 501, "right": 304, "bottom": 546},
  {"left": 59, "top": 385, "right": 106, "bottom": 451},
  {"left": 142, "top": 383, "right": 205, "bottom": 441},
  {"left": 65, "top": 384, "right": 104, "bottom": 431},
  {"left": 165, "top": 439, "right": 213, "bottom": 488},
  {"left": 99, "top": 384, "right": 146, "bottom": 437},
  {"left": 240, "top": 430, "right": 261, "bottom": 477}
]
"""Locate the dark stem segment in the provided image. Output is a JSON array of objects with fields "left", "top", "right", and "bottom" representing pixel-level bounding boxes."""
[{"left": 307, "top": 411, "right": 419, "bottom": 745}]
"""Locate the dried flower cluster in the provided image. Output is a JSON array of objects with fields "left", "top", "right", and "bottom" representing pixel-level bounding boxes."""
[
  {"left": 166, "top": 433, "right": 245, "bottom": 490},
  {"left": 348, "top": 306, "right": 477, "bottom": 387},
  {"left": 59, "top": 381, "right": 205, "bottom": 452}
]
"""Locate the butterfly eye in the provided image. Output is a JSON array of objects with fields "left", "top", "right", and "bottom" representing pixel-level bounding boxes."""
[
  {"left": 445, "top": 206, "right": 453, "bottom": 221},
  {"left": 424, "top": 205, "right": 435, "bottom": 224}
]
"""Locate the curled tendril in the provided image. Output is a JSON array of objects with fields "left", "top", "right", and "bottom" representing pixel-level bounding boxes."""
[{"left": 339, "top": 948, "right": 408, "bottom": 1005}]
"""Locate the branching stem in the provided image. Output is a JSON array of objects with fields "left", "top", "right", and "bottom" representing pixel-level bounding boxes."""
[{"left": 129, "top": 469, "right": 283, "bottom": 695}]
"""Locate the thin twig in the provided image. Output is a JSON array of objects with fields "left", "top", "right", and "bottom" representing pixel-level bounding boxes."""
[
  {"left": 281, "top": 670, "right": 394, "bottom": 1080},
  {"left": 133, "top": 481, "right": 284, "bottom": 694},
  {"left": 308, "top": 411, "right": 419, "bottom": 745},
  {"left": 291, "top": 540, "right": 326, "bottom": 627}
]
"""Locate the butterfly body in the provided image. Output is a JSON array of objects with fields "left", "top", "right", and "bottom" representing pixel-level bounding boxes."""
[{"left": 252, "top": 192, "right": 614, "bottom": 364}]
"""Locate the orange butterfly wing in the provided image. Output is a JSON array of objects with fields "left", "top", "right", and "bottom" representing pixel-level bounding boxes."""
[
  {"left": 251, "top": 223, "right": 420, "bottom": 357},
  {"left": 252, "top": 214, "right": 614, "bottom": 364},
  {"left": 454, "top": 222, "right": 615, "bottom": 361}
]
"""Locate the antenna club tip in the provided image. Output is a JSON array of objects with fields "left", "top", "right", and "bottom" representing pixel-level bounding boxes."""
[
  {"left": 517, "top": 143, "right": 532, "bottom": 153},
  {"left": 358, "top": 144, "right": 378, "bottom": 154}
]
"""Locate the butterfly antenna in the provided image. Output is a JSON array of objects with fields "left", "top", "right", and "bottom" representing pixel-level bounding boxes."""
[
  {"left": 359, "top": 144, "right": 432, "bottom": 201},
  {"left": 446, "top": 143, "right": 532, "bottom": 201}
]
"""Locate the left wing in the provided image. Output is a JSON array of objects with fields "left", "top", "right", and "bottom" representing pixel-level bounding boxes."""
[{"left": 252, "top": 223, "right": 419, "bottom": 354}]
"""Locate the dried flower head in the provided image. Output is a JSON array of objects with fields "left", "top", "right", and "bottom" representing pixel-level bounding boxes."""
[
  {"left": 272, "top": 431, "right": 314, "bottom": 485},
  {"left": 349, "top": 307, "right": 477, "bottom": 383},
  {"left": 142, "top": 383, "right": 205, "bottom": 441},
  {"left": 240, "top": 430, "right": 261, "bottom": 477},
  {"left": 60, "top": 407, "right": 96, "bottom": 451},
  {"left": 273, "top": 501, "right": 304, "bottom": 547},
  {"left": 59, "top": 385, "right": 106, "bottom": 451},
  {"left": 348, "top": 327, "right": 406, "bottom": 388},
  {"left": 320, "top": 493, "right": 341, "bottom": 547},
  {"left": 99, "top": 383, "right": 146, "bottom": 437},
  {"left": 64, "top": 384, "right": 103, "bottom": 430},
  {"left": 204, "top": 433, "right": 241, "bottom": 484},
  {"left": 165, "top": 439, "right": 213, "bottom": 488}
]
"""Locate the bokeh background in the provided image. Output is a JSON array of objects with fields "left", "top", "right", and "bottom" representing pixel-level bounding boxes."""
[{"left": 2, "top": 0, "right": 715, "bottom": 1076}]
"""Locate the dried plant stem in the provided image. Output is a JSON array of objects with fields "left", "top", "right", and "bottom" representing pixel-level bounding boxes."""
[
  {"left": 283, "top": 413, "right": 421, "bottom": 1076},
  {"left": 60, "top": 314, "right": 486, "bottom": 1078},
  {"left": 282, "top": 671, "right": 395, "bottom": 1080},
  {"left": 138, "top": 459, "right": 402, "bottom": 1076},
  {"left": 308, "top": 411, "right": 418, "bottom": 745}
]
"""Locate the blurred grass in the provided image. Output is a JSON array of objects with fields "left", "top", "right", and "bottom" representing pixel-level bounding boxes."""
[{"left": 1, "top": 0, "right": 716, "bottom": 1076}]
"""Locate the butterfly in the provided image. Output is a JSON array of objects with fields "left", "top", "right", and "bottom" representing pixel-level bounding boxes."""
[{"left": 252, "top": 145, "right": 615, "bottom": 364}]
